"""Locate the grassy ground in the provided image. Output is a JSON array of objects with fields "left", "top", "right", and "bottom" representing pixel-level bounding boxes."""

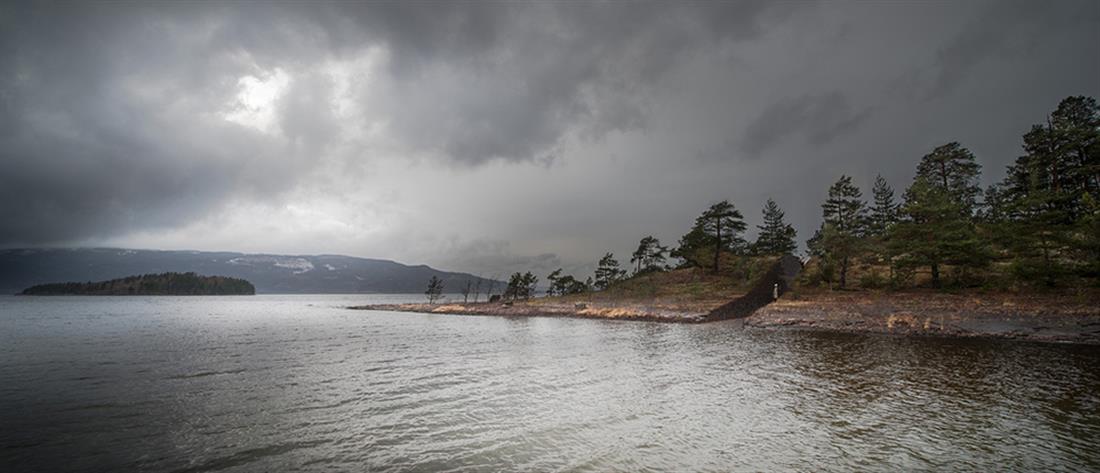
[{"left": 530, "top": 267, "right": 750, "bottom": 313}]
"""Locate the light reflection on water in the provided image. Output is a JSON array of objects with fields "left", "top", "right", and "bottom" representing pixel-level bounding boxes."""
[{"left": 1, "top": 295, "right": 1097, "bottom": 472}]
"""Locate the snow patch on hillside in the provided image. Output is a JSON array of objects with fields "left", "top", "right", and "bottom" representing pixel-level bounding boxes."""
[{"left": 228, "top": 256, "right": 315, "bottom": 274}]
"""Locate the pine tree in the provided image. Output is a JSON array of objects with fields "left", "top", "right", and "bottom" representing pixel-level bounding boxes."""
[
  {"left": 547, "top": 269, "right": 587, "bottom": 296},
  {"left": 868, "top": 175, "right": 898, "bottom": 237},
  {"left": 630, "top": 236, "right": 668, "bottom": 274},
  {"left": 546, "top": 269, "right": 563, "bottom": 296},
  {"left": 671, "top": 225, "right": 712, "bottom": 269},
  {"left": 677, "top": 200, "right": 747, "bottom": 273},
  {"left": 593, "top": 252, "right": 626, "bottom": 290},
  {"left": 885, "top": 143, "right": 990, "bottom": 288},
  {"left": 425, "top": 276, "right": 444, "bottom": 304},
  {"left": 753, "top": 199, "right": 797, "bottom": 255},
  {"left": 1077, "top": 193, "right": 1100, "bottom": 278},
  {"left": 521, "top": 272, "right": 538, "bottom": 299},
  {"left": 985, "top": 96, "right": 1099, "bottom": 285},
  {"left": 819, "top": 175, "right": 867, "bottom": 289},
  {"left": 889, "top": 178, "right": 989, "bottom": 288},
  {"left": 915, "top": 142, "right": 982, "bottom": 214},
  {"left": 504, "top": 272, "right": 537, "bottom": 300},
  {"left": 504, "top": 273, "right": 521, "bottom": 301}
]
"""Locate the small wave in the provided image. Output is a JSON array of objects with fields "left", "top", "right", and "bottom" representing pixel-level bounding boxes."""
[
  {"left": 168, "top": 439, "right": 330, "bottom": 473},
  {"left": 166, "top": 368, "right": 248, "bottom": 380}
]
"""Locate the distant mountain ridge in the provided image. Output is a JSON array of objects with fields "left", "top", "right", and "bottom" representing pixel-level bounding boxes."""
[{"left": 0, "top": 248, "right": 498, "bottom": 295}]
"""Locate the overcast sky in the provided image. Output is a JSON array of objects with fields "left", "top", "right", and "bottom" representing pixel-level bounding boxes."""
[{"left": 1, "top": 1, "right": 1098, "bottom": 277}]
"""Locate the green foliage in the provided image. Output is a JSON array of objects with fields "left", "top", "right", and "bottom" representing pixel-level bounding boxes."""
[
  {"left": 859, "top": 270, "right": 886, "bottom": 289},
  {"left": 817, "top": 175, "right": 868, "bottom": 289},
  {"left": 753, "top": 199, "right": 797, "bottom": 256},
  {"left": 425, "top": 275, "right": 444, "bottom": 303},
  {"left": 868, "top": 175, "right": 899, "bottom": 238},
  {"left": 983, "top": 96, "right": 1100, "bottom": 286},
  {"left": 674, "top": 200, "right": 747, "bottom": 272},
  {"left": 915, "top": 142, "right": 983, "bottom": 213},
  {"left": 546, "top": 268, "right": 588, "bottom": 296},
  {"left": 724, "top": 255, "right": 776, "bottom": 285},
  {"left": 889, "top": 178, "right": 990, "bottom": 288},
  {"left": 21, "top": 272, "right": 255, "bottom": 295},
  {"left": 671, "top": 225, "right": 713, "bottom": 269},
  {"left": 1077, "top": 194, "right": 1100, "bottom": 280},
  {"left": 504, "top": 272, "right": 538, "bottom": 301},
  {"left": 630, "top": 236, "right": 669, "bottom": 274},
  {"left": 593, "top": 252, "right": 626, "bottom": 290}
]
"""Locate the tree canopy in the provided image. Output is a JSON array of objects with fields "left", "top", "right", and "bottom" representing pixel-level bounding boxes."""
[
  {"left": 753, "top": 199, "right": 797, "bottom": 256},
  {"left": 630, "top": 236, "right": 669, "bottom": 274},
  {"left": 675, "top": 200, "right": 747, "bottom": 272},
  {"left": 593, "top": 252, "right": 626, "bottom": 290},
  {"left": 425, "top": 276, "right": 444, "bottom": 304},
  {"left": 815, "top": 175, "right": 868, "bottom": 289}
]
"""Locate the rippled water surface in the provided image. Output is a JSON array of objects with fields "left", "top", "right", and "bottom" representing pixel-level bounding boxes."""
[{"left": 1, "top": 295, "right": 1098, "bottom": 472}]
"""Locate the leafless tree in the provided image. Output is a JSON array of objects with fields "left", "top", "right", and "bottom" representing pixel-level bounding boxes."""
[
  {"left": 460, "top": 280, "right": 473, "bottom": 303},
  {"left": 425, "top": 276, "right": 444, "bottom": 304},
  {"left": 484, "top": 274, "right": 498, "bottom": 300},
  {"left": 472, "top": 274, "right": 483, "bottom": 303}
]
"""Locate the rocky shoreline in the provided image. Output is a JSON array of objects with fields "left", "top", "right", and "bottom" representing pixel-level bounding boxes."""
[
  {"left": 350, "top": 291, "right": 1100, "bottom": 345},
  {"left": 747, "top": 292, "right": 1100, "bottom": 344},
  {"left": 348, "top": 300, "right": 712, "bottom": 323}
]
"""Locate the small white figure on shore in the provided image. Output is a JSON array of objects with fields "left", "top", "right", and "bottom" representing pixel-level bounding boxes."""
[{"left": 773, "top": 283, "right": 779, "bottom": 301}]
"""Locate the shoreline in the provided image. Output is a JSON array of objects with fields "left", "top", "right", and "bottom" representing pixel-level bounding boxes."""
[{"left": 349, "top": 291, "right": 1100, "bottom": 345}]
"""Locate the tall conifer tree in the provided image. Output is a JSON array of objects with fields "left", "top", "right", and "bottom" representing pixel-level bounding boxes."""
[
  {"left": 819, "top": 175, "right": 867, "bottom": 289},
  {"left": 868, "top": 175, "right": 899, "bottom": 237},
  {"left": 915, "top": 142, "right": 982, "bottom": 214},
  {"left": 753, "top": 199, "right": 797, "bottom": 255}
]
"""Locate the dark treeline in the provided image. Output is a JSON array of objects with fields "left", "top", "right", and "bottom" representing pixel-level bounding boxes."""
[
  {"left": 436, "top": 95, "right": 1098, "bottom": 299},
  {"left": 804, "top": 95, "right": 1099, "bottom": 290},
  {"left": 21, "top": 272, "right": 255, "bottom": 295}
]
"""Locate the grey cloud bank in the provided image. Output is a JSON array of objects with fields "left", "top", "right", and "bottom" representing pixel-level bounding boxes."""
[{"left": 1, "top": 1, "right": 1097, "bottom": 276}]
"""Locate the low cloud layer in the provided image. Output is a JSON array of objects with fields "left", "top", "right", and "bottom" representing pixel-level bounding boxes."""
[{"left": 1, "top": 1, "right": 1098, "bottom": 276}]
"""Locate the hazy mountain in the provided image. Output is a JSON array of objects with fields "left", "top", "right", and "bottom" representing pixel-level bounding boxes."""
[{"left": 0, "top": 248, "right": 499, "bottom": 295}]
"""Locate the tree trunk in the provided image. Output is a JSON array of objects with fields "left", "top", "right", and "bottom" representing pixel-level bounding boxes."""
[
  {"left": 713, "top": 220, "right": 722, "bottom": 273},
  {"left": 930, "top": 263, "right": 940, "bottom": 288},
  {"left": 1040, "top": 233, "right": 1056, "bottom": 287},
  {"left": 839, "top": 256, "right": 849, "bottom": 289}
]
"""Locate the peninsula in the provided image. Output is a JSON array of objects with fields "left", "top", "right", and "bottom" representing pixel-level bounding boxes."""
[
  {"left": 350, "top": 259, "right": 1100, "bottom": 344},
  {"left": 352, "top": 95, "right": 1100, "bottom": 345},
  {"left": 20, "top": 272, "right": 255, "bottom": 296}
]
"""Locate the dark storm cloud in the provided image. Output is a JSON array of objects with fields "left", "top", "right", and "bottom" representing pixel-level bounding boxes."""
[
  {"left": 0, "top": 3, "right": 297, "bottom": 244},
  {"left": 927, "top": 0, "right": 1099, "bottom": 99},
  {"left": 1, "top": 0, "right": 1098, "bottom": 271},
  {"left": 740, "top": 91, "right": 871, "bottom": 158},
  {"left": 361, "top": 1, "right": 799, "bottom": 164},
  {"left": 0, "top": 1, "right": 795, "bottom": 245}
]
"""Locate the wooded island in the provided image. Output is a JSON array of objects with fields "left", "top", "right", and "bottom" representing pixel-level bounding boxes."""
[{"left": 20, "top": 272, "right": 255, "bottom": 296}]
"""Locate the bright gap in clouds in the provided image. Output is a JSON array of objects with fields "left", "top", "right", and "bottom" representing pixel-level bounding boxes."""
[{"left": 223, "top": 69, "right": 290, "bottom": 133}]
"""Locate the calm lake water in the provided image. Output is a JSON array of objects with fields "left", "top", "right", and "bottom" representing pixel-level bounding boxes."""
[{"left": 1, "top": 295, "right": 1098, "bottom": 472}]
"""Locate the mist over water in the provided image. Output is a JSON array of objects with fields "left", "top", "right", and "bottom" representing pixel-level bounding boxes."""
[{"left": 1, "top": 295, "right": 1098, "bottom": 472}]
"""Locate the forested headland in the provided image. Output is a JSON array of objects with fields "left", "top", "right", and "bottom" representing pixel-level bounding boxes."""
[
  {"left": 505, "top": 94, "right": 1100, "bottom": 297},
  {"left": 20, "top": 272, "right": 256, "bottom": 295},
  {"left": 362, "top": 95, "right": 1099, "bottom": 342}
]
